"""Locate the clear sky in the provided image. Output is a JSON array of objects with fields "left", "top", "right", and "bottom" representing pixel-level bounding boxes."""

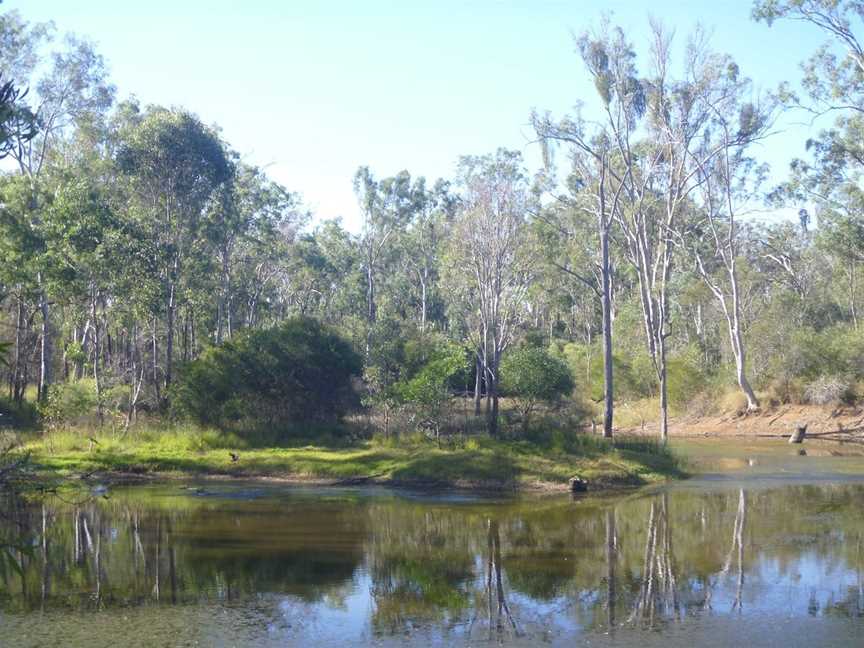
[{"left": 8, "top": 0, "right": 822, "bottom": 230}]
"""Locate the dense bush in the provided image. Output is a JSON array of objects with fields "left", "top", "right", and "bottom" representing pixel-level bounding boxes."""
[
  {"left": 501, "top": 346, "right": 574, "bottom": 428},
  {"left": 172, "top": 318, "right": 362, "bottom": 437}
]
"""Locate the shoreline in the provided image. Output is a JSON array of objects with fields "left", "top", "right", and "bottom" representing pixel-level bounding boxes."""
[{"left": 23, "top": 438, "right": 684, "bottom": 496}]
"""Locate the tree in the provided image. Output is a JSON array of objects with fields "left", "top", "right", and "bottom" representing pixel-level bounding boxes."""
[
  {"left": 0, "top": 15, "right": 114, "bottom": 401},
  {"left": 532, "top": 27, "right": 636, "bottom": 439},
  {"left": 499, "top": 346, "right": 574, "bottom": 431},
  {"left": 444, "top": 149, "right": 533, "bottom": 437},
  {"left": 354, "top": 168, "right": 427, "bottom": 355},
  {"left": 755, "top": 0, "right": 864, "bottom": 329},
  {"left": 116, "top": 106, "right": 231, "bottom": 396}
]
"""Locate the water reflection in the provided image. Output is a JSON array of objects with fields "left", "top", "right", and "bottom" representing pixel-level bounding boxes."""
[{"left": 2, "top": 482, "right": 864, "bottom": 646}]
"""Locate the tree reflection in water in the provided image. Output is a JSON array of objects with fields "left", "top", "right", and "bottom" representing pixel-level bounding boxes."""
[
  {"left": 2, "top": 483, "right": 864, "bottom": 646},
  {"left": 628, "top": 493, "right": 680, "bottom": 626},
  {"left": 482, "top": 518, "right": 518, "bottom": 641}
]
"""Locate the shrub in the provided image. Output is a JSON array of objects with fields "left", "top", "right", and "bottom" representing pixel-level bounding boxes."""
[
  {"left": 666, "top": 346, "right": 709, "bottom": 408},
  {"left": 172, "top": 317, "right": 362, "bottom": 438},
  {"left": 38, "top": 380, "right": 98, "bottom": 430},
  {"left": 395, "top": 344, "right": 468, "bottom": 441},
  {"left": 500, "top": 346, "right": 575, "bottom": 429},
  {"left": 804, "top": 375, "right": 854, "bottom": 406}
]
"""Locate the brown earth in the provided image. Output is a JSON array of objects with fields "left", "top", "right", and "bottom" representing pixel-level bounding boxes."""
[{"left": 622, "top": 403, "right": 864, "bottom": 443}]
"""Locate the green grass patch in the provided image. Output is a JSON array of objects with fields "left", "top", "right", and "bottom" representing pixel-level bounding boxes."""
[{"left": 19, "top": 425, "right": 685, "bottom": 492}]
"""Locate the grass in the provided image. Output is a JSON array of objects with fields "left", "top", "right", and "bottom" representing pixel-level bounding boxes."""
[{"left": 14, "top": 423, "right": 685, "bottom": 492}]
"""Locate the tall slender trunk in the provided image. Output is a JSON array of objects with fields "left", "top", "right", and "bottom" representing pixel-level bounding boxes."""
[
  {"left": 365, "top": 259, "right": 376, "bottom": 358},
  {"left": 419, "top": 266, "right": 428, "bottom": 334},
  {"left": 600, "top": 225, "right": 614, "bottom": 438},
  {"left": 38, "top": 276, "right": 51, "bottom": 402},
  {"left": 91, "top": 288, "right": 103, "bottom": 426},
  {"left": 11, "top": 294, "right": 23, "bottom": 402},
  {"left": 849, "top": 260, "right": 858, "bottom": 330},
  {"left": 474, "top": 355, "right": 482, "bottom": 416},
  {"left": 727, "top": 262, "right": 759, "bottom": 411},
  {"left": 658, "top": 345, "right": 669, "bottom": 442},
  {"left": 165, "top": 280, "right": 175, "bottom": 392},
  {"left": 151, "top": 320, "right": 161, "bottom": 404},
  {"left": 487, "top": 351, "right": 500, "bottom": 437}
]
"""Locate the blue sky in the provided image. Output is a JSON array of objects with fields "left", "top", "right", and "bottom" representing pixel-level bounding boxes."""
[{"left": 9, "top": 1, "right": 821, "bottom": 229}]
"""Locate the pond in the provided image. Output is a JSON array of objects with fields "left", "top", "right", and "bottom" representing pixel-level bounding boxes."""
[{"left": 2, "top": 440, "right": 864, "bottom": 647}]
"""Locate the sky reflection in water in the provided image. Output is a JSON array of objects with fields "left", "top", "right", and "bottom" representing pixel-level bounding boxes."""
[{"left": 1, "top": 448, "right": 864, "bottom": 647}]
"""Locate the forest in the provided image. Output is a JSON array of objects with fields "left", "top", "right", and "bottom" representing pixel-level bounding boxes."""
[{"left": 1, "top": 0, "right": 863, "bottom": 472}]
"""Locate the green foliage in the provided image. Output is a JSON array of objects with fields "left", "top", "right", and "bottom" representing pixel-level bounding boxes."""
[
  {"left": 395, "top": 344, "right": 469, "bottom": 437},
  {"left": 172, "top": 318, "right": 362, "bottom": 439},
  {"left": 500, "top": 347, "right": 575, "bottom": 423},
  {"left": 552, "top": 341, "right": 650, "bottom": 403},
  {"left": 665, "top": 346, "right": 710, "bottom": 408},
  {"left": 0, "top": 396, "right": 39, "bottom": 430},
  {"left": 37, "top": 380, "right": 98, "bottom": 430}
]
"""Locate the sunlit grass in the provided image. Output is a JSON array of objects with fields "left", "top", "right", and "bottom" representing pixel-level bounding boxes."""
[{"left": 20, "top": 423, "right": 685, "bottom": 491}]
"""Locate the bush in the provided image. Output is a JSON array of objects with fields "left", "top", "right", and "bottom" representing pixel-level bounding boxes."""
[
  {"left": 38, "top": 380, "right": 98, "bottom": 430},
  {"left": 804, "top": 375, "right": 855, "bottom": 406},
  {"left": 172, "top": 317, "right": 362, "bottom": 438},
  {"left": 395, "top": 344, "right": 468, "bottom": 440},
  {"left": 500, "top": 346, "right": 575, "bottom": 429}
]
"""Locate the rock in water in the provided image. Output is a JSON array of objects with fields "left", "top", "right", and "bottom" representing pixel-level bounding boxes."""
[{"left": 569, "top": 476, "right": 588, "bottom": 493}]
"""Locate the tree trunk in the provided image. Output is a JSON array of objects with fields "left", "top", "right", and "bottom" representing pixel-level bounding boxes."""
[
  {"left": 474, "top": 356, "right": 482, "bottom": 416},
  {"left": 600, "top": 225, "right": 614, "bottom": 438},
  {"left": 151, "top": 320, "right": 161, "bottom": 404},
  {"left": 728, "top": 265, "right": 760, "bottom": 411},
  {"left": 849, "top": 260, "right": 858, "bottom": 330},
  {"left": 11, "top": 294, "right": 23, "bottom": 402},
  {"left": 420, "top": 269, "right": 427, "bottom": 334},
  {"left": 487, "top": 358, "right": 499, "bottom": 438},
  {"left": 38, "top": 278, "right": 51, "bottom": 402},
  {"left": 165, "top": 280, "right": 175, "bottom": 392},
  {"left": 658, "top": 347, "right": 669, "bottom": 443},
  {"left": 365, "top": 260, "right": 375, "bottom": 358},
  {"left": 91, "top": 289, "right": 103, "bottom": 426}
]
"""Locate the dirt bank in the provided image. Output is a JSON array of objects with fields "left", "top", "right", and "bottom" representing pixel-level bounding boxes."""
[{"left": 624, "top": 403, "right": 864, "bottom": 442}]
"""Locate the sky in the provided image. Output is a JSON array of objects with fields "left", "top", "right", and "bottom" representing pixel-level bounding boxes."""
[{"left": 7, "top": 0, "right": 824, "bottom": 230}]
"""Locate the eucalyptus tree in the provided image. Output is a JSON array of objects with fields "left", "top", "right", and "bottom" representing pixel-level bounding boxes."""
[
  {"left": 0, "top": 12, "right": 114, "bottom": 400},
  {"left": 533, "top": 139, "right": 623, "bottom": 437},
  {"left": 401, "top": 178, "right": 456, "bottom": 334},
  {"left": 816, "top": 213, "right": 864, "bottom": 326},
  {"left": 355, "top": 169, "right": 422, "bottom": 326},
  {"left": 754, "top": 0, "right": 864, "bottom": 322},
  {"left": 116, "top": 106, "right": 231, "bottom": 394},
  {"left": 41, "top": 176, "right": 118, "bottom": 419},
  {"left": 204, "top": 162, "right": 305, "bottom": 339},
  {"left": 444, "top": 149, "right": 534, "bottom": 436},
  {"left": 668, "top": 50, "right": 774, "bottom": 412},
  {"left": 532, "top": 25, "right": 645, "bottom": 438}
]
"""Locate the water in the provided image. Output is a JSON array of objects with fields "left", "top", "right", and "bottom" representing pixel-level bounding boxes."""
[{"left": 2, "top": 440, "right": 864, "bottom": 647}]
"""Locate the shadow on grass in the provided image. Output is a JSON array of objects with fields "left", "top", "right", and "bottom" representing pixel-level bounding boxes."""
[{"left": 389, "top": 449, "right": 519, "bottom": 487}]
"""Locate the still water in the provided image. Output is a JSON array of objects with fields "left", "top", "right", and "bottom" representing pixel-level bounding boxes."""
[{"left": 2, "top": 440, "right": 864, "bottom": 647}]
